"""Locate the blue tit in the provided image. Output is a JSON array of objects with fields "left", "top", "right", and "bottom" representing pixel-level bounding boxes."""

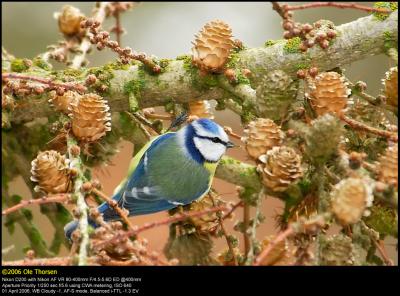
[{"left": 64, "top": 118, "right": 234, "bottom": 238}]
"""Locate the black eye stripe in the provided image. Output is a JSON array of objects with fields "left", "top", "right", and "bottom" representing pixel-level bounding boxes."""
[{"left": 197, "top": 135, "right": 227, "bottom": 146}]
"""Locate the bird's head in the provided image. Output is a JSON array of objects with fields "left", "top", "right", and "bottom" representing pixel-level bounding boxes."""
[{"left": 178, "top": 118, "right": 234, "bottom": 163}]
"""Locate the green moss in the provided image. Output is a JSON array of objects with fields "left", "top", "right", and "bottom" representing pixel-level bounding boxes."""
[
  {"left": 264, "top": 39, "right": 286, "bottom": 48},
  {"left": 123, "top": 66, "right": 145, "bottom": 98},
  {"left": 62, "top": 68, "right": 82, "bottom": 78},
  {"left": 236, "top": 70, "right": 250, "bottom": 85},
  {"left": 159, "top": 58, "right": 172, "bottom": 73},
  {"left": 106, "top": 60, "right": 131, "bottom": 71},
  {"left": 11, "top": 58, "right": 29, "bottom": 72},
  {"left": 373, "top": 2, "right": 397, "bottom": 21},
  {"left": 176, "top": 54, "right": 191, "bottom": 61},
  {"left": 33, "top": 57, "right": 52, "bottom": 71},
  {"left": 201, "top": 74, "right": 219, "bottom": 87},
  {"left": 383, "top": 31, "right": 397, "bottom": 50},
  {"left": 295, "top": 61, "right": 311, "bottom": 70},
  {"left": 264, "top": 40, "right": 278, "bottom": 47},
  {"left": 283, "top": 37, "right": 302, "bottom": 54},
  {"left": 225, "top": 52, "right": 240, "bottom": 69},
  {"left": 87, "top": 63, "right": 117, "bottom": 95},
  {"left": 177, "top": 54, "right": 221, "bottom": 91},
  {"left": 123, "top": 80, "right": 143, "bottom": 96}
]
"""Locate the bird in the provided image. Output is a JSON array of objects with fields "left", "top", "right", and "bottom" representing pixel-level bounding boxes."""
[{"left": 64, "top": 118, "right": 234, "bottom": 239}]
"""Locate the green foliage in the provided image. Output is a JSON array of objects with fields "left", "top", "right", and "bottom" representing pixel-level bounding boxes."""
[
  {"left": 239, "top": 187, "right": 258, "bottom": 206},
  {"left": 82, "top": 129, "right": 121, "bottom": 167},
  {"left": 364, "top": 204, "right": 398, "bottom": 238},
  {"left": 345, "top": 128, "right": 388, "bottom": 161},
  {"left": 373, "top": 2, "right": 398, "bottom": 21},
  {"left": 21, "top": 208, "right": 33, "bottom": 221},
  {"left": 4, "top": 215, "right": 16, "bottom": 235},
  {"left": 283, "top": 37, "right": 302, "bottom": 54},
  {"left": 305, "top": 114, "right": 344, "bottom": 165}
]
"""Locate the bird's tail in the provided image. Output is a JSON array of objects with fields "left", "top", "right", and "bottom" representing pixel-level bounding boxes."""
[{"left": 64, "top": 218, "right": 99, "bottom": 240}]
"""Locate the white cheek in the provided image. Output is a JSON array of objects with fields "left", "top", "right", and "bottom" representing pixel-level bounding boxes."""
[{"left": 193, "top": 137, "right": 226, "bottom": 162}]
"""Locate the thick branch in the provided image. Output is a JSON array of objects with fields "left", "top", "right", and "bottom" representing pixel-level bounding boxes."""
[{"left": 8, "top": 12, "right": 397, "bottom": 124}]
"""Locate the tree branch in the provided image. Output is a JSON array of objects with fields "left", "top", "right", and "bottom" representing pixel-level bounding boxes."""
[
  {"left": 71, "top": 2, "right": 110, "bottom": 69},
  {"left": 7, "top": 12, "right": 397, "bottom": 125},
  {"left": 2, "top": 194, "right": 71, "bottom": 216}
]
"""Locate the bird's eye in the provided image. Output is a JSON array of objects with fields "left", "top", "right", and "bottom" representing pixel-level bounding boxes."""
[{"left": 211, "top": 137, "right": 220, "bottom": 143}]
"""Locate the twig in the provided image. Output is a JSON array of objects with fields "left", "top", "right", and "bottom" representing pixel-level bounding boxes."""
[
  {"left": 281, "top": 2, "right": 392, "bottom": 13},
  {"left": 81, "top": 17, "right": 161, "bottom": 72},
  {"left": 243, "top": 203, "right": 251, "bottom": 257},
  {"left": 2, "top": 257, "right": 73, "bottom": 266},
  {"left": 71, "top": 2, "right": 110, "bottom": 69},
  {"left": 92, "top": 205, "right": 229, "bottom": 250},
  {"left": 107, "top": 2, "right": 137, "bottom": 45},
  {"left": 271, "top": 2, "right": 286, "bottom": 18},
  {"left": 2, "top": 194, "right": 71, "bottom": 216},
  {"left": 223, "top": 126, "right": 242, "bottom": 140},
  {"left": 114, "top": 11, "right": 122, "bottom": 45},
  {"left": 2, "top": 73, "right": 86, "bottom": 93},
  {"left": 221, "top": 200, "right": 243, "bottom": 220},
  {"left": 2, "top": 245, "right": 15, "bottom": 255},
  {"left": 374, "top": 239, "right": 394, "bottom": 266},
  {"left": 209, "top": 191, "right": 238, "bottom": 266},
  {"left": 131, "top": 112, "right": 161, "bottom": 136},
  {"left": 91, "top": 187, "right": 136, "bottom": 231},
  {"left": 339, "top": 113, "right": 398, "bottom": 142},
  {"left": 143, "top": 108, "right": 173, "bottom": 120},
  {"left": 254, "top": 214, "right": 328, "bottom": 266},
  {"left": 245, "top": 188, "right": 265, "bottom": 265},
  {"left": 254, "top": 226, "right": 293, "bottom": 266},
  {"left": 67, "top": 135, "right": 89, "bottom": 265}
]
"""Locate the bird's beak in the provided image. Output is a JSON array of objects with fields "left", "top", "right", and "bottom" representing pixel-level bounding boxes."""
[{"left": 226, "top": 141, "right": 235, "bottom": 148}]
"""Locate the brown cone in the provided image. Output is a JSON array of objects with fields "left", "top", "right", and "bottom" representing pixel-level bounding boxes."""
[
  {"left": 191, "top": 20, "right": 234, "bottom": 73},
  {"left": 383, "top": 66, "right": 398, "bottom": 107},
  {"left": 377, "top": 144, "right": 398, "bottom": 188},
  {"left": 69, "top": 93, "right": 111, "bottom": 142},
  {"left": 331, "top": 178, "right": 373, "bottom": 226},
  {"left": 185, "top": 194, "right": 221, "bottom": 232},
  {"left": 307, "top": 72, "right": 350, "bottom": 116},
  {"left": 57, "top": 5, "right": 85, "bottom": 36},
  {"left": 242, "top": 118, "right": 284, "bottom": 160},
  {"left": 188, "top": 100, "right": 214, "bottom": 119},
  {"left": 258, "top": 146, "right": 303, "bottom": 192},
  {"left": 48, "top": 90, "right": 81, "bottom": 114},
  {"left": 30, "top": 150, "right": 72, "bottom": 194}
]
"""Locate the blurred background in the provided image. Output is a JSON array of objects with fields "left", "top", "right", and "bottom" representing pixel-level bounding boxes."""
[{"left": 2, "top": 2, "right": 397, "bottom": 264}]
